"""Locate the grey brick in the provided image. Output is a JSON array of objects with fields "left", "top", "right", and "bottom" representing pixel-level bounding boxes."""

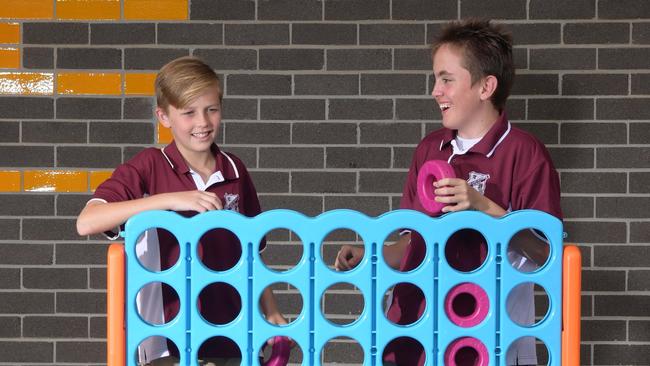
[
  {"left": 221, "top": 146, "right": 256, "bottom": 168},
  {"left": 513, "top": 47, "right": 528, "bottom": 70},
  {"left": 22, "top": 121, "right": 87, "bottom": 143},
  {"left": 222, "top": 98, "right": 257, "bottom": 120},
  {"left": 0, "top": 342, "right": 53, "bottom": 362},
  {"left": 295, "top": 74, "right": 358, "bottom": 95},
  {"left": 90, "top": 268, "right": 106, "bottom": 289},
  {"left": 396, "top": 48, "right": 432, "bottom": 71},
  {"left": 56, "top": 341, "right": 105, "bottom": 363},
  {"left": 90, "top": 23, "right": 155, "bottom": 44},
  {"left": 57, "top": 146, "right": 121, "bottom": 168},
  {"left": 561, "top": 172, "right": 626, "bottom": 194},
  {"left": 460, "top": 0, "right": 526, "bottom": 19},
  {"left": 124, "top": 145, "right": 148, "bottom": 162},
  {"left": 514, "top": 122, "right": 558, "bottom": 144},
  {"left": 631, "top": 172, "right": 650, "bottom": 193},
  {"left": 292, "top": 122, "right": 358, "bottom": 144},
  {"left": 57, "top": 97, "right": 121, "bottom": 120},
  {"left": 361, "top": 74, "right": 426, "bottom": 95},
  {"left": 324, "top": 196, "right": 390, "bottom": 216},
  {"left": 530, "top": 0, "right": 595, "bottom": 18},
  {"left": 505, "top": 99, "right": 526, "bottom": 120},
  {"left": 23, "top": 218, "right": 79, "bottom": 240},
  {"left": 581, "top": 320, "right": 626, "bottom": 341},
  {"left": 292, "top": 24, "right": 357, "bottom": 45},
  {"left": 508, "top": 23, "right": 561, "bottom": 45},
  {"left": 23, "top": 47, "right": 54, "bottom": 69},
  {"left": 597, "top": 197, "right": 650, "bottom": 218},
  {"left": 392, "top": 0, "right": 457, "bottom": 20},
  {"left": 0, "top": 146, "right": 54, "bottom": 167},
  {"left": 292, "top": 172, "right": 356, "bottom": 193},
  {"left": 322, "top": 339, "right": 364, "bottom": 363},
  {"left": 158, "top": 23, "right": 222, "bottom": 45},
  {"left": 260, "top": 49, "right": 323, "bottom": 70},
  {"left": 56, "top": 292, "right": 105, "bottom": 313},
  {"left": 597, "top": 147, "right": 650, "bottom": 168},
  {"left": 24, "top": 316, "right": 88, "bottom": 338},
  {"left": 57, "top": 194, "right": 91, "bottom": 216},
  {"left": 259, "top": 195, "right": 322, "bottom": 216},
  {"left": 225, "top": 24, "right": 289, "bottom": 45},
  {"left": 323, "top": 292, "right": 364, "bottom": 317},
  {"left": 324, "top": 0, "right": 389, "bottom": 20},
  {"left": 511, "top": 74, "right": 558, "bottom": 95},
  {"left": 582, "top": 270, "right": 626, "bottom": 292},
  {"left": 561, "top": 122, "right": 627, "bottom": 144},
  {"left": 124, "top": 97, "right": 154, "bottom": 120},
  {"left": 90, "top": 316, "right": 106, "bottom": 337},
  {"left": 563, "top": 221, "right": 626, "bottom": 243},
  {"left": 56, "top": 243, "right": 109, "bottom": 265},
  {"left": 630, "top": 320, "right": 650, "bottom": 341},
  {"left": 360, "top": 122, "right": 421, "bottom": 144},
  {"left": 258, "top": 0, "right": 321, "bottom": 20},
  {"left": 563, "top": 74, "right": 628, "bottom": 96},
  {"left": 226, "top": 74, "right": 291, "bottom": 95},
  {"left": 191, "top": 0, "right": 255, "bottom": 20},
  {"left": 225, "top": 122, "right": 290, "bottom": 144},
  {"left": 0, "top": 121, "right": 19, "bottom": 142},
  {"left": 394, "top": 147, "right": 416, "bottom": 169},
  {"left": 595, "top": 245, "right": 650, "bottom": 266},
  {"left": 0, "top": 244, "right": 53, "bottom": 265},
  {"left": 57, "top": 47, "right": 122, "bottom": 69},
  {"left": 632, "top": 74, "right": 650, "bottom": 94},
  {"left": 0, "top": 219, "right": 20, "bottom": 240},
  {"left": 0, "top": 292, "right": 54, "bottom": 313},
  {"left": 600, "top": 48, "right": 650, "bottom": 69},
  {"left": 594, "top": 345, "right": 650, "bottom": 365},
  {"left": 0, "top": 268, "right": 19, "bottom": 289},
  {"left": 396, "top": 99, "right": 437, "bottom": 120},
  {"left": 328, "top": 49, "right": 391, "bottom": 70},
  {"left": 329, "top": 99, "right": 393, "bottom": 120},
  {"left": 23, "top": 22, "right": 88, "bottom": 44},
  {"left": 0, "top": 317, "right": 20, "bottom": 337},
  {"left": 261, "top": 99, "right": 325, "bottom": 120},
  {"left": 0, "top": 195, "right": 54, "bottom": 216},
  {"left": 125, "top": 48, "right": 189, "bottom": 70},
  {"left": 360, "top": 24, "right": 424, "bottom": 45},
  {"left": 599, "top": 0, "right": 650, "bottom": 19},
  {"left": 195, "top": 48, "right": 257, "bottom": 70},
  {"left": 0, "top": 97, "right": 53, "bottom": 119},
  {"left": 529, "top": 98, "right": 594, "bottom": 120},
  {"left": 564, "top": 23, "right": 629, "bottom": 44},
  {"left": 597, "top": 98, "right": 650, "bottom": 120},
  {"left": 633, "top": 22, "right": 650, "bottom": 44},
  {"left": 359, "top": 171, "right": 406, "bottom": 193},
  {"left": 629, "top": 270, "right": 650, "bottom": 291},
  {"left": 326, "top": 147, "right": 391, "bottom": 168},
  {"left": 90, "top": 121, "right": 154, "bottom": 144},
  {"left": 23, "top": 268, "right": 87, "bottom": 289},
  {"left": 596, "top": 295, "right": 650, "bottom": 318},
  {"left": 630, "top": 122, "right": 650, "bottom": 143},
  {"left": 530, "top": 48, "right": 596, "bottom": 70},
  {"left": 259, "top": 147, "right": 323, "bottom": 168},
  {"left": 249, "top": 171, "right": 289, "bottom": 193},
  {"left": 561, "top": 196, "right": 594, "bottom": 218}
]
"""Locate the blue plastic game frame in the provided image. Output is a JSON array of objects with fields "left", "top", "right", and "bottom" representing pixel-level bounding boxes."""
[{"left": 122, "top": 208, "right": 563, "bottom": 365}]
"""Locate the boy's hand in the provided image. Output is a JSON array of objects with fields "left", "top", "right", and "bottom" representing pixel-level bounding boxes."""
[
  {"left": 164, "top": 190, "right": 223, "bottom": 212},
  {"left": 433, "top": 178, "right": 487, "bottom": 213},
  {"left": 334, "top": 245, "right": 364, "bottom": 271}
]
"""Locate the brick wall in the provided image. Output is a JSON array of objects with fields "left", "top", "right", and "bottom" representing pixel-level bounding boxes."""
[{"left": 0, "top": 0, "right": 649, "bottom": 364}]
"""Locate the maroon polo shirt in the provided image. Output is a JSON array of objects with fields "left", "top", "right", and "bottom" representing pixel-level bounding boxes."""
[
  {"left": 383, "top": 112, "right": 562, "bottom": 365},
  {"left": 93, "top": 141, "right": 262, "bottom": 358}
]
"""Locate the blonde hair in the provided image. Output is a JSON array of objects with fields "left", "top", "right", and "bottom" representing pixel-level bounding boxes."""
[{"left": 155, "top": 56, "right": 222, "bottom": 110}]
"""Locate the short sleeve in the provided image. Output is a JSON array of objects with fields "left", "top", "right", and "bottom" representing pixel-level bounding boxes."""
[
  {"left": 93, "top": 162, "right": 147, "bottom": 203},
  {"left": 511, "top": 147, "right": 562, "bottom": 220}
]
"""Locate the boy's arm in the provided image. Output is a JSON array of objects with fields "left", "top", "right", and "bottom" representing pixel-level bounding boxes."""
[
  {"left": 259, "top": 287, "right": 288, "bottom": 325},
  {"left": 76, "top": 190, "right": 223, "bottom": 236},
  {"left": 334, "top": 233, "right": 411, "bottom": 271}
]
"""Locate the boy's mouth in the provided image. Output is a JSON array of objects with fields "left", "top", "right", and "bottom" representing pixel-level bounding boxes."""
[
  {"left": 439, "top": 103, "right": 451, "bottom": 112},
  {"left": 191, "top": 131, "right": 212, "bottom": 138}
]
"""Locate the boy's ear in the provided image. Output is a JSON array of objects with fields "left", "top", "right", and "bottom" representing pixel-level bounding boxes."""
[
  {"left": 479, "top": 75, "right": 498, "bottom": 101},
  {"left": 156, "top": 107, "right": 171, "bottom": 128}
]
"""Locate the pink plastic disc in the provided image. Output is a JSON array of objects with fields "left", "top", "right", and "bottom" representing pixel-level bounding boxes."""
[
  {"left": 416, "top": 160, "right": 456, "bottom": 215},
  {"left": 444, "top": 283, "right": 489, "bottom": 328},
  {"left": 444, "top": 337, "right": 489, "bottom": 366}
]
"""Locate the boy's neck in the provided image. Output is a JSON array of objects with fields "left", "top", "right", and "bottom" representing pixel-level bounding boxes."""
[
  {"left": 456, "top": 105, "right": 501, "bottom": 139},
  {"left": 178, "top": 146, "right": 217, "bottom": 178}
]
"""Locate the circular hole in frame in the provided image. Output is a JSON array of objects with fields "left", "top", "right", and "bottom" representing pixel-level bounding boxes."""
[
  {"left": 382, "top": 229, "right": 426, "bottom": 272},
  {"left": 198, "top": 228, "right": 242, "bottom": 272},
  {"left": 321, "top": 229, "right": 364, "bottom": 272},
  {"left": 321, "top": 336, "right": 364, "bottom": 364},
  {"left": 506, "top": 282, "right": 550, "bottom": 327},
  {"left": 320, "top": 282, "right": 364, "bottom": 326},
  {"left": 382, "top": 283, "right": 426, "bottom": 326},
  {"left": 136, "top": 282, "right": 179, "bottom": 326},
  {"left": 135, "top": 336, "right": 179, "bottom": 364},
  {"left": 506, "top": 336, "right": 550, "bottom": 365},
  {"left": 259, "top": 282, "right": 303, "bottom": 326},
  {"left": 507, "top": 229, "right": 551, "bottom": 273},
  {"left": 197, "top": 336, "right": 241, "bottom": 363},
  {"left": 198, "top": 282, "right": 241, "bottom": 326},
  {"left": 260, "top": 228, "right": 303, "bottom": 272},
  {"left": 445, "top": 229, "right": 488, "bottom": 272},
  {"left": 135, "top": 228, "right": 179, "bottom": 272},
  {"left": 382, "top": 336, "right": 425, "bottom": 365},
  {"left": 260, "top": 336, "right": 302, "bottom": 365},
  {"left": 444, "top": 282, "right": 490, "bottom": 328}
]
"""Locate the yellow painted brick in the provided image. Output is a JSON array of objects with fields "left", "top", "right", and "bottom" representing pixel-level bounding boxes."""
[
  {"left": 158, "top": 121, "right": 173, "bottom": 144},
  {"left": 0, "top": 72, "right": 53, "bottom": 95},
  {"left": 57, "top": 72, "right": 121, "bottom": 95},
  {"left": 56, "top": 0, "right": 120, "bottom": 20},
  {"left": 0, "top": 0, "right": 54, "bottom": 19},
  {"left": 24, "top": 170, "right": 88, "bottom": 192},
  {"left": 0, "top": 171, "right": 21, "bottom": 192},
  {"left": 124, "top": 0, "right": 187, "bottom": 20},
  {"left": 125, "top": 73, "right": 156, "bottom": 95},
  {"left": 0, "top": 48, "right": 20, "bottom": 69},
  {"left": 90, "top": 170, "right": 113, "bottom": 191},
  {"left": 0, "top": 23, "right": 20, "bottom": 44}
]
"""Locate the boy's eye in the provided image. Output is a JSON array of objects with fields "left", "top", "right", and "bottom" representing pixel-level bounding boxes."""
[
  {"left": 208, "top": 108, "right": 220, "bottom": 112},
  {"left": 182, "top": 111, "right": 194, "bottom": 115}
]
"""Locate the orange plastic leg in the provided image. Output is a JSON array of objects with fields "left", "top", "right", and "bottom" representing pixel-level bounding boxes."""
[
  {"left": 107, "top": 244, "right": 125, "bottom": 366},
  {"left": 562, "top": 245, "right": 581, "bottom": 366}
]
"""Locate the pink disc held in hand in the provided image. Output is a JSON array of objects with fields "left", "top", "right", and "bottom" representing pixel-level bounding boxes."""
[
  {"left": 263, "top": 336, "right": 291, "bottom": 366},
  {"left": 444, "top": 282, "right": 489, "bottom": 328},
  {"left": 444, "top": 337, "right": 489, "bottom": 366},
  {"left": 417, "top": 160, "right": 456, "bottom": 215}
]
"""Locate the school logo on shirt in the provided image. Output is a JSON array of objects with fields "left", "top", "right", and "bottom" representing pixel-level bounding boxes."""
[
  {"left": 467, "top": 171, "right": 490, "bottom": 195},
  {"left": 223, "top": 193, "right": 239, "bottom": 212}
]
